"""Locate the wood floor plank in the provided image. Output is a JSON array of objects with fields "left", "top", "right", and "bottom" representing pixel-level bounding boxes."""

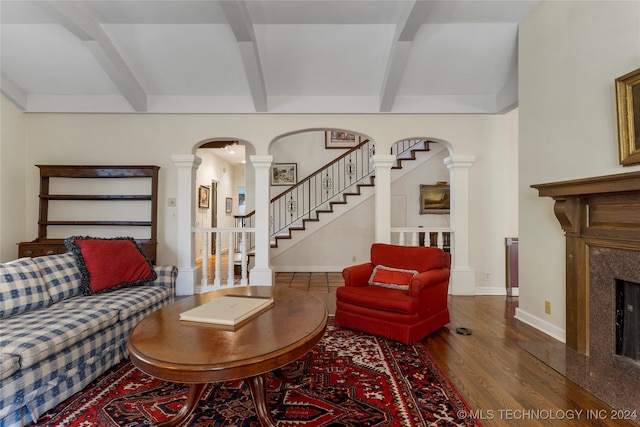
[{"left": 422, "top": 296, "right": 639, "bottom": 427}]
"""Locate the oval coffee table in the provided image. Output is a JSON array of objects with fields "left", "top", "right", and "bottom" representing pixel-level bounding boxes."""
[{"left": 128, "top": 286, "right": 328, "bottom": 427}]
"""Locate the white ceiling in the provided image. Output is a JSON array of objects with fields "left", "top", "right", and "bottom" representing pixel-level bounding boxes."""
[{"left": 0, "top": 0, "right": 541, "bottom": 114}]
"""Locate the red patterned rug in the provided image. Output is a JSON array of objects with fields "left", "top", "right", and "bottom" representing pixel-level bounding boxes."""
[{"left": 36, "top": 321, "right": 481, "bottom": 426}]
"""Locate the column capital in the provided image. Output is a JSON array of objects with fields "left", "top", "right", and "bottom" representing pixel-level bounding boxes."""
[
  {"left": 171, "top": 154, "right": 202, "bottom": 169},
  {"left": 444, "top": 155, "right": 475, "bottom": 170},
  {"left": 372, "top": 154, "right": 396, "bottom": 169},
  {"left": 250, "top": 155, "right": 274, "bottom": 169}
]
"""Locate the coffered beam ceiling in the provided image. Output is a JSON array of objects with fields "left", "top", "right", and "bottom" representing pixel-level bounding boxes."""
[
  {"left": 39, "top": 0, "right": 148, "bottom": 111},
  {"left": 0, "top": 0, "right": 541, "bottom": 114},
  {"left": 219, "top": 0, "right": 267, "bottom": 112}
]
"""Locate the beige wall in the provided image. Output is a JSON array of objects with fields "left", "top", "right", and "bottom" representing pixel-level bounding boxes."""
[
  {"left": 518, "top": 0, "right": 640, "bottom": 340},
  {"left": 0, "top": 108, "right": 518, "bottom": 296},
  {"left": 0, "top": 97, "right": 27, "bottom": 261}
]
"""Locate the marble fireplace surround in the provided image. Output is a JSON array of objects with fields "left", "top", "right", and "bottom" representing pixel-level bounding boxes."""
[
  {"left": 532, "top": 170, "right": 640, "bottom": 356},
  {"left": 531, "top": 172, "right": 640, "bottom": 417}
]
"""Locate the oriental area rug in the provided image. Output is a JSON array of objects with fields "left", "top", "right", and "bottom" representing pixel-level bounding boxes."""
[{"left": 36, "top": 321, "right": 481, "bottom": 427}]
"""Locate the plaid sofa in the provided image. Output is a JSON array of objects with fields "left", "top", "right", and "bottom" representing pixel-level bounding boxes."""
[{"left": 0, "top": 253, "right": 176, "bottom": 427}]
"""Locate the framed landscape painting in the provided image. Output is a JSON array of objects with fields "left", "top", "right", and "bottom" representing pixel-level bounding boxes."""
[
  {"left": 325, "top": 131, "right": 360, "bottom": 149},
  {"left": 271, "top": 163, "right": 297, "bottom": 186},
  {"left": 419, "top": 184, "right": 450, "bottom": 214}
]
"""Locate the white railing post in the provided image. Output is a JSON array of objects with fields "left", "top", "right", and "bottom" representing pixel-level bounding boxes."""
[
  {"left": 398, "top": 232, "right": 405, "bottom": 245},
  {"left": 240, "top": 231, "right": 249, "bottom": 285},
  {"left": 214, "top": 231, "right": 222, "bottom": 286},
  {"left": 227, "top": 231, "right": 235, "bottom": 285},
  {"left": 201, "top": 231, "right": 209, "bottom": 288},
  {"left": 411, "top": 231, "right": 419, "bottom": 246}
]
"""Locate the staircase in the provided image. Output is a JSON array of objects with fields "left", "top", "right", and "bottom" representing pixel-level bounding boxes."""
[{"left": 236, "top": 138, "right": 437, "bottom": 250}]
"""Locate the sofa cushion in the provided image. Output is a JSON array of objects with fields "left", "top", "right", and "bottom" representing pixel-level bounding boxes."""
[
  {"left": 33, "top": 253, "right": 83, "bottom": 303},
  {"left": 368, "top": 265, "right": 418, "bottom": 291},
  {"left": 65, "top": 236, "right": 157, "bottom": 295},
  {"left": 0, "top": 258, "right": 51, "bottom": 319},
  {"left": 0, "top": 307, "right": 118, "bottom": 369},
  {"left": 53, "top": 284, "right": 172, "bottom": 321},
  {"left": 0, "top": 352, "right": 20, "bottom": 381}
]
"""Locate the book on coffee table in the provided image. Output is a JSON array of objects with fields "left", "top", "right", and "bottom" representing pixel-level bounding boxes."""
[{"left": 179, "top": 295, "right": 274, "bottom": 326}]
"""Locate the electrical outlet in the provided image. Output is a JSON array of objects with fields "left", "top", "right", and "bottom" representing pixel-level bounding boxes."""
[
  {"left": 545, "top": 300, "right": 551, "bottom": 315},
  {"left": 485, "top": 272, "right": 491, "bottom": 281},
  {"left": 352, "top": 256, "right": 356, "bottom": 262}
]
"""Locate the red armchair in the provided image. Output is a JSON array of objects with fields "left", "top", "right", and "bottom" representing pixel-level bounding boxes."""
[{"left": 334, "top": 243, "right": 451, "bottom": 344}]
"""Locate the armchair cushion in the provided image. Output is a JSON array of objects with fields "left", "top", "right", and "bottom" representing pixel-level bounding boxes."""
[
  {"left": 368, "top": 265, "right": 418, "bottom": 291},
  {"left": 336, "top": 285, "right": 418, "bottom": 314},
  {"left": 370, "top": 243, "right": 446, "bottom": 272}
]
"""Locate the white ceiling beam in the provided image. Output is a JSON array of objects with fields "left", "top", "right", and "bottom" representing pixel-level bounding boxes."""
[
  {"left": 379, "top": 1, "right": 435, "bottom": 112},
  {"left": 1, "top": 73, "right": 28, "bottom": 111},
  {"left": 37, "top": 1, "right": 148, "bottom": 112},
  {"left": 219, "top": 0, "right": 267, "bottom": 112}
]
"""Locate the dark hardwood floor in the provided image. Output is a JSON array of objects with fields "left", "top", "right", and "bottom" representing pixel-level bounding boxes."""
[
  {"left": 274, "top": 273, "right": 639, "bottom": 427},
  {"left": 424, "top": 296, "right": 639, "bottom": 427}
]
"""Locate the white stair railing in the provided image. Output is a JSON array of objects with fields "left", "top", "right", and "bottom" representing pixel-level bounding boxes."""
[
  {"left": 390, "top": 227, "right": 452, "bottom": 251},
  {"left": 193, "top": 226, "right": 255, "bottom": 290}
]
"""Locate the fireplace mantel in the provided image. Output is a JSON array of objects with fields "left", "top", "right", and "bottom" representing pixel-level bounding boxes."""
[{"left": 532, "top": 171, "right": 640, "bottom": 354}]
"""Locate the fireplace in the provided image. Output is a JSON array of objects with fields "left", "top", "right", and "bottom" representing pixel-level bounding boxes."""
[
  {"left": 589, "top": 247, "right": 640, "bottom": 374},
  {"left": 532, "top": 172, "right": 640, "bottom": 417},
  {"left": 532, "top": 171, "right": 640, "bottom": 356},
  {"left": 616, "top": 278, "right": 640, "bottom": 360}
]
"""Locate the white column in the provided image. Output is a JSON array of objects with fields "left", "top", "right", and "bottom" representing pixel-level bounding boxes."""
[
  {"left": 444, "top": 155, "right": 476, "bottom": 295},
  {"left": 171, "top": 154, "right": 202, "bottom": 295},
  {"left": 372, "top": 155, "right": 396, "bottom": 243},
  {"left": 249, "top": 155, "right": 274, "bottom": 285}
]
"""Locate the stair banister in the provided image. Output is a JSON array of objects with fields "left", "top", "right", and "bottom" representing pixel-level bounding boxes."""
[{"left": 270, "top": 138, "right": 371, "bottom": 206}]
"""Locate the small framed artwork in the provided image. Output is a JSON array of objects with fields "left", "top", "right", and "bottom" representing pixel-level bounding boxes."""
[
  {"left": 325, "top": 131, "right": 361, "bottom": 149},
  {"left": 271, "top": 163, "right": 297, "bottom": 186},
  {"left": 615, "top": 67, "right": 640, "bottom": 166},
  {"left": 419, "top": 184, "right": 450, "bottom": 214},
  {"left": 225, "top": 197, "right": 232, "bottom": 213},
  {"left": 198, "top": 185, "right": 210, "bottom": 208}
]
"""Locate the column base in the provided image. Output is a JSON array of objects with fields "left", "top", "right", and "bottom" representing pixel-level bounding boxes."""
[
  {"left": 176, "top": 267, "right": 199, "bottom": 296},
  {"left": 249, "top": 267, "right": 274, "bottom": 286},
  {"left": 449, "top": 268, "right": 476, "bottom": 295}
]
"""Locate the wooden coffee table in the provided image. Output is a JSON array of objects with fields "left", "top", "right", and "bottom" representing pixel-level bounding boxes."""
[{"left": 127, "top": 286, "right": 328, "bottom": 427}]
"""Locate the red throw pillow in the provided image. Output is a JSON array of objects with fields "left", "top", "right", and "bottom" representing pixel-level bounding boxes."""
[
  {"left": 65, "top": 237, "right": 156, "bottom": 295},
  {"left": 368, "top": 265, "right": 418, "bottom": 291}
]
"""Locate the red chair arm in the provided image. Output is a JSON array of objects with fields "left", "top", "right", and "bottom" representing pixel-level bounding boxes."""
[
  {"left": 342, "top": 263, "right": 375, "bottom": 287},
  {"left": 408, "top": 268, "right": 450, "bottom": 296}
]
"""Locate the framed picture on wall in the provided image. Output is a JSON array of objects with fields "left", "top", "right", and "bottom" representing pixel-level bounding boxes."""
[
  {"left": 616, "top": 67, "right": 640, "bottom": 166},
  {"left": 225, "top": 197, "right": 232, "bottom": 213},
  {"left": 271, "top": 163, "right": 297, "bottom": 186},
  {"left": 198, "top": 185, "right": 210, "bottom": 208},
  {"left": 325, "top": 131, "right": 361, "bottom": 149},
  {"left": 419, "top": 184, "right": 450, "bottom": 214}
]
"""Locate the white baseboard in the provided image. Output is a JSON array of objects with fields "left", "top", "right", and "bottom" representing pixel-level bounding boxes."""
[
  {"left": 514, "top": 307, "right": 566, "bottom": 343},
  {"left": 474, "top": 286, "right": 507, "bottom": 295},
  {"left": 473, "top": 287, "right": 519, "bottom": 296},
  {"left": 272, "top": 266, "right": 345, "bottom": 273}
]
